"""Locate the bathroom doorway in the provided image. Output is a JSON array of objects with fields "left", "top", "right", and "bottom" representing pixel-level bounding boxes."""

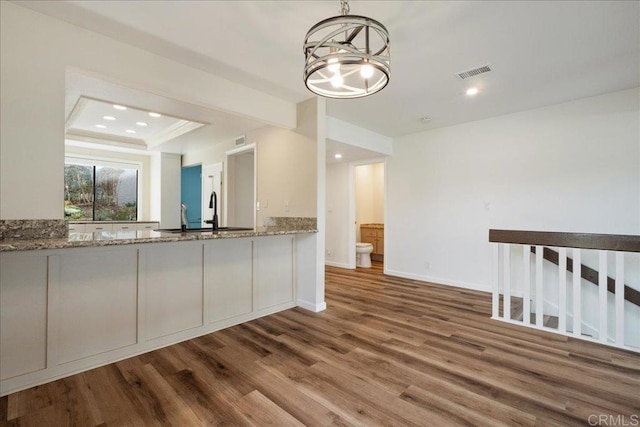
[{"left": 351, "top": 160, "right": 386, "bottom": 268}]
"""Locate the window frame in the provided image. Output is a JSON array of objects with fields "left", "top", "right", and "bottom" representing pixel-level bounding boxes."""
[{"left": 65, "top": 155, "right": 142, "bottom": 221}]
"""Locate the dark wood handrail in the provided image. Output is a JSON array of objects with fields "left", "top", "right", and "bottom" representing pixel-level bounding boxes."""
[
  {"left": 531, "top": 247, "right": 640, "bottom": 307},
  {"left": 489, "top": 229, "right": 640, "bottom": 253}
]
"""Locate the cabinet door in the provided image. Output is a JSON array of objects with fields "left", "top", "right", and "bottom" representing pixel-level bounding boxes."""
[
  {"left": 205, "top": 238, "right": 253, "bottom": 323},
  {"left": 256, "top": 235, "right": 294, "bottom": 311},
  {"left": 0, "top": 253, "right": 48, "bottom": 380},
  {"left": 144, "top": 242, "right": 203, "bottom": 340},
  {"left": 57, "top": 248, "right": 138, "bottom": 364}
]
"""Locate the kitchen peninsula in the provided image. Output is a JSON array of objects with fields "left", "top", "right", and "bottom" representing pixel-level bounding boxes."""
[{"left": 0, "top": 219, "right": 318, "bottom": 396}]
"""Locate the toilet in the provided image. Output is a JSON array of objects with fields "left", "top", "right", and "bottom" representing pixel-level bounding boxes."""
[{"left": 356, "top": 242, "right": 374, "bottom": 268}]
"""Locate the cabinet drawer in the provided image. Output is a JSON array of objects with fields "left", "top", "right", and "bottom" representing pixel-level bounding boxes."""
[
  {"left": 112, "top": 223, "right": 135, "bottom": 231},
  {"left": 362, "top": 228, "right": 377, "bottom": 238},
  {"left": 136, "top": 223, "right": 159, "bottom": 231},
  {"left": 85, "top": 224, "right": 113, "bottom": 232},
  {"left": 68, "top": 223, "right": 85, "bottom": 233}
]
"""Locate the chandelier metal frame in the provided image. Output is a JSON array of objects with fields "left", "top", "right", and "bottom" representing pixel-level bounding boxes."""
[{"left": 303, "top": 1, "right": 390, "bottom": 99}]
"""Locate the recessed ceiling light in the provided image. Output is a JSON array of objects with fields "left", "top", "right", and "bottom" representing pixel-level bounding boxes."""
[
  {"left": 125, "top": 129, "right": 136, "bottom": 134},
  {"left": 103, "top": 115, "right": 116, "bottom": 121},
  {"left": 95, "top": 124, "right": 107, "bottom": 129},
  {"left": 466, "top": 87, "right": 479, "bottom": 96},
  {"left": 136, "top": 121, "right": 148, "bottom": 127},
  {"left": 334, "top": 153, "right": 342, "bottom": 159},
  {"left": 113, "top": 105, "right": 127, "bottom": 110},
  {"left": 148, "top": 112, "right": 161, "bottom": 118}
]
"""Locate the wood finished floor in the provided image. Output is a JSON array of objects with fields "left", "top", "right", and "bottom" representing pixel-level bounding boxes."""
[{"left": 2, "top": 262, "right": 639, "bottom": 426}]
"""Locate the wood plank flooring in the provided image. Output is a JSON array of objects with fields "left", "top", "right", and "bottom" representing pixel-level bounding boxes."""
[{"left": 2, "top": 262, "right": 639, "bottom": 426}]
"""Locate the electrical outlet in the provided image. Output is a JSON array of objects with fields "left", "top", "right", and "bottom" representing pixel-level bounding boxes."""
[
  {"left": 284, "top": 200, "right": 289, "bottom": 212},
  {"left": 425, "top": 261, "right": 431, "bottom": 269}
]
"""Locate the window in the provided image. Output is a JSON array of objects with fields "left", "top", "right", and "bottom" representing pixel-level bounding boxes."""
[{"left": 65, "top": 159, "right": 139, "bottom": 221}]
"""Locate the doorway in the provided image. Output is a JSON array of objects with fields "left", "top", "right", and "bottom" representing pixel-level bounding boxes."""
[
  {"left": 181, "top": 164, "right": 202, "bottom": 228},
  {"left": 225, "top": 144, "right": 256, "bottom": 229},
  {"left": 351, "top": 160, "right": 386, "bottom": 268}
]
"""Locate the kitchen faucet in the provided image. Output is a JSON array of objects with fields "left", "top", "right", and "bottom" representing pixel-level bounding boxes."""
[{"left": 205, "top": 191, "right": 219, "bottom": 231}]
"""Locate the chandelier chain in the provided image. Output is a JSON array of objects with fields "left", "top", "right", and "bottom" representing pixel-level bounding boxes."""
[{"left": 340, "top": 0, "right": 350, "bottom": 16}]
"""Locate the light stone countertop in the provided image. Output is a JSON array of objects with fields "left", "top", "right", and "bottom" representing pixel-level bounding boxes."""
[{"left": 0, "top": 227, "right": 317, "bottom": 252}]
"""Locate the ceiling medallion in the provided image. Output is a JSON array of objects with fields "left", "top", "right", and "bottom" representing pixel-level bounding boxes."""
[{"left": 303, "top": 0, "right": 390, "bottom": 99}]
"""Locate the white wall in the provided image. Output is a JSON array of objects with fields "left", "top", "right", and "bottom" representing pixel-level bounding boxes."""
[
  {"left": 0, "top": 2, "right": 295, "bottom": 219},
  {"left": 387, "top": 88, "right": 640, "bottom": 291},
  {"left": 181, "top": 102, "right": 319, "bottom": 227},
  {"left": 150, "top": 153, "right": 181, "bottom": 228},
  {"left": 249, "top": 102, "right": 318, "bottom": 226},
  {"left": 325, "top": 162, "right": 351, "bottom": 268},
  {"left": 355, "top": 163, "right": 385, "bottom": 241},
  {"left": 326, "top": 117, "right": 393, "bottom": 155}
]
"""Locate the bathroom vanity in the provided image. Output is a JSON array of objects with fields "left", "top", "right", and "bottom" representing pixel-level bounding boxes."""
[
  {"left": 360, "top": 223, "right": 384, "bottom": 261},
  {"left": 0, "top": 225, "right": 319, "bottom": 396}
]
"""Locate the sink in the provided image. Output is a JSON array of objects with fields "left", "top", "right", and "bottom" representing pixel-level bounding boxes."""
[{"left": 155, "top": 227, "right": 254, "bottom": 233}]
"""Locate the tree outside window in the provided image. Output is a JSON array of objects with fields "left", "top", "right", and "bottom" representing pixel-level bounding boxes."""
[{"left": 64, "top": 162, "right": 138, "bottom": 221}]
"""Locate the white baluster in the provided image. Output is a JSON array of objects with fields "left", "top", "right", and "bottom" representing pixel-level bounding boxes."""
[
  {"left": 572, "top": 248, "right": 581, "bottom": 337},
  {"left": 492, "top": 244, "right": 499, "bottom": 319},
  {"left": 615, "top": 252, "right": 624, "bottom": 346},
  {"left": 558, "top": 248, "right": 567, "bottom": 333},
  {"left": 504, "top": 244, "right": 511, "bottom": 320},
  {"left": 523, "top": 245, "right": 531, "bottom": 325},
  {"left": 599, "top": 250, "right": 608, "bottom": 343},
  {"left": 536, "top": 246, "right": 544, "bottom": 328}
]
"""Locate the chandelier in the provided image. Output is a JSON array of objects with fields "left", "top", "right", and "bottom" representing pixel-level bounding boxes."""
[{"left": 303, "top": 0, "right": 390, "bottom": 99}]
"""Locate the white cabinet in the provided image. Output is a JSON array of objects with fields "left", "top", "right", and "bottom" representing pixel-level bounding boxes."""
[
  {"left": 205, "top": 238, "right": 254, "bottom": 323},
  {"left": 56, "top": 249, "right": 138, "bottom": 363},
  {"left": 85, "top": 223, "right": 113, "bottom": 232},
  {"left": 0, "top": 253, "right": 48, "bottom": 380},
  {"left": 67, "top": 223, "right": 85, "bottom": 232},
  {"left": 112, "top": 223, "right": 136, "bottom": 231},
  {"left": 0, "top": 232, "right": 307, "bottom": 396},
  {"left": 136, "top": 222, "right": 159, "bottom": 231},
  {"left": 256, "top": 235, "right": 294, "bottom": 311},
  {"left": 143, "top": 242, "right": 204, "bottom": 340}
]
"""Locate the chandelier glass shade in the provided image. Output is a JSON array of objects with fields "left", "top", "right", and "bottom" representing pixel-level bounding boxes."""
[{"left": 303, "top": 5, "right": 390, "bottom": 99}]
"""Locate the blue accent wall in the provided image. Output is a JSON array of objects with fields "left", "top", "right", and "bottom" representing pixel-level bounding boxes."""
[{"left": 181, "top": 165, "right": 202, "bottom": 228}]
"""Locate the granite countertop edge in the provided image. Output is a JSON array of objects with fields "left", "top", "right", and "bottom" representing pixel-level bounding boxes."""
[{"left": 0, "top": 228, "right": 318, "bottom": 252}]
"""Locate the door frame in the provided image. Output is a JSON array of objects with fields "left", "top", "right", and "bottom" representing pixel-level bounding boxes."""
[
  {"left": 225, "top": 143, "right": 257, "bottom": 229},
  {"left": 348, "top": 157, "right": 387, "bottom": 269}
]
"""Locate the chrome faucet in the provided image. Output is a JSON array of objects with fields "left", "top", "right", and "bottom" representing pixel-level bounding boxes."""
[{"left": 206, "top": 191, "right": 219, "bottom": 231}]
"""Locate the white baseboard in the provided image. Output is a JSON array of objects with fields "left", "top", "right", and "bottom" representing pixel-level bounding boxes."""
[
  {"left": 325, "top": 261, "right": 352, "bottom": 269},
  {"left": 384, "top": 269, "right": 490, "bottom": 293},
  {"left": 297, "top": 299, "right": 327, "bottom": 312}
]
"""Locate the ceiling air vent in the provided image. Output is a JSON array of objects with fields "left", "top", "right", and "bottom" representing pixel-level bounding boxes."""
[
  {"left": 456, "top": 65, "right": 492, "bottom": 80},
  {"left": 234, "top": 135, "right": 246, "bottom": 147}
]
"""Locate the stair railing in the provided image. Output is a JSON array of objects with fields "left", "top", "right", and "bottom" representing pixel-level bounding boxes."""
[{"left": 489, "top": 229, "right": 640, "bottom": 352}]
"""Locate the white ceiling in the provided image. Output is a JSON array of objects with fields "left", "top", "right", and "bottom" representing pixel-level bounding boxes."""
[
  {"left": 65, "top": 71, "right": 266, "bottom": 154},
  {"left": 19, "top": 0, "right": 640, "bottom": 139},
  {"left": 66, "top": 97, "right": 206, "bottom": 149}
]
